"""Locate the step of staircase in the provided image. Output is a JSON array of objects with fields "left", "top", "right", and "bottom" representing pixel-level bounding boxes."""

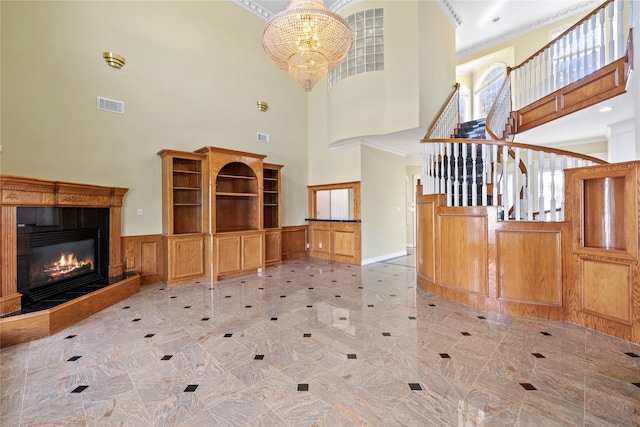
[{"left": 455, "top": 118, "right": 487, "bottom": 139}]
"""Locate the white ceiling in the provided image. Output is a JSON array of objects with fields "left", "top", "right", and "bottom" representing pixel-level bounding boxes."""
[{"left": 235, "top": 0, "right": 632, "bottom": 164}]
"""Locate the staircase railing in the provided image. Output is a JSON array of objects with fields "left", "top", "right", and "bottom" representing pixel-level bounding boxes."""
[
  {"left": 485, "top": 76, "right": 513, "bottom": 141},
  {"left": 424, "top": 83, "right": 460, "bottom": 140},
  {"left": 511, "top": 0, "right": 633, "bottom": 111},
  {"left": 421, "top": 139, "right": 607, "bottom": 221}
]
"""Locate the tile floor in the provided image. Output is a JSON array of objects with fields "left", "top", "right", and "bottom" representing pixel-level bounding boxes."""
[{"left": 1, "top": 252, "right": 640, "bottom": 426}]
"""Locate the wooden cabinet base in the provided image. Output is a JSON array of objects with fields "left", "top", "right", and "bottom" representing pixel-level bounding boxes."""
[
  {"left": 214, "top": 231, "right": 265, "bottom": 281},
  {"left": 0, "top": 274, "right": 140, "bottom": 348},
  {"left": 162, "top": 234, "right": 207, "bottom": 285}
]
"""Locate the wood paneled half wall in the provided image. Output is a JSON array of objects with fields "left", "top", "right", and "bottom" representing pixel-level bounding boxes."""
[{"left": 416, "top": 160, "right": 640, "bottom": 345}]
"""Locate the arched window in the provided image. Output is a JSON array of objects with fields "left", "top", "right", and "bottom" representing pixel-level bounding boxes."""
[{"left": 474, "top": 63, "right": 506, "bottom": 118}]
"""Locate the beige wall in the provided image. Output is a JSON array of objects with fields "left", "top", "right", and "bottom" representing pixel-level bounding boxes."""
[
  {"left": 361, "top": 145, "right": 406, "bottom": 262},
  {"left": 405, "top": 164, "right": 421, "bottom": 246},
  {"left": 1, "top": 1, "right": 309, "bottom": 235},
  {"left": 419, "top": 1, "right": 457, "bottom": 132}
]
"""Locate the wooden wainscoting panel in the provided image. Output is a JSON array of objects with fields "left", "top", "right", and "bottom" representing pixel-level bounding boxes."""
[
  {"left": 580, "top": 258, "right": 632, "bottom": 325},
  {"left": 496, "top": 230, "right": 562, "bottom": 306},
  {"left": 122, "top": 234, "right": 163, "bottom": 285},
  {"left": 281, "top": 225, "right": 308, "bottom": 260},
  {"left": 416, "top": 200, "right": 436, "bottom": 282},
  {"left": 265, "top": 229, "right": 282, "bottom": 267},
  {"left": 439, "top": 212, "right": 488, "bottom": 296}
]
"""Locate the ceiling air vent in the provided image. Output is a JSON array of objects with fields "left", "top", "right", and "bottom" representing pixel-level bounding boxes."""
[
  {"left": 257, "top": 132, "right": 270, "bottom": 143},
  {"left": 97, "top": 96, "right": 124, "bottom": 114}
]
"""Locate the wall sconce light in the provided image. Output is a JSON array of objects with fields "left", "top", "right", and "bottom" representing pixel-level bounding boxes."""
[
  {"left": 103, "top": 52, "right": 125, "bottom": 69},
  {"left": 257, "top": 101, "right": 269, "bottom": 112}
]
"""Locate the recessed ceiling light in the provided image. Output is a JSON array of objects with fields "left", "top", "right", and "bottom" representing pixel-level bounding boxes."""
[{"left": 598, "top": 106, "right": 613, "bottom": 112}]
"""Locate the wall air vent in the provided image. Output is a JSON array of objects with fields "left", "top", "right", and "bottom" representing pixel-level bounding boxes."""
[
  {"left": 97, "top": 96, "right": 124, "bottom": 114},
  {"left": 257, "top": 132, "right": 270, "bottom": 143}
]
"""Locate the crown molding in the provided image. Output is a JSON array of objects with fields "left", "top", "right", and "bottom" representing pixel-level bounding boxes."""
[
  {"left": 456, "top": 0, "right": 599, "bottom": 59},
  {"left": 330, "top": 137, "right": 408, "bottom": 158},
  {"left": 437, "top": 0, "right": 462, "bottom": 28}
]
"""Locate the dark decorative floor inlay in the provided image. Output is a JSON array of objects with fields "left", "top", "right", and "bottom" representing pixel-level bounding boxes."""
[
  {"left": 332, "top": 280, "right": 337, "bottom": 282},
  {"left": 408, "top": 383, "right": 422, "bottom": 391},
  {"left": 132, "top": 318, "right": 141, "bottom": 322},
  {"left": 144, "top": 334, "right": 155, "bottom": 338},
  {"left": 170, "top": 296, "right": 177, "bottom": 299},
  {"left": 224, "top": 333, "right": 233, "bottom": 338},
  {"left": 225, "top": 296, "right": 231, "bottom": 299},
  {"left": 461, "top": 332, "right": 471, "bottom": 336},
  {"left": 633, "top": 382, "right": 640, "bottom": 389},
  {"left": 160, "top": 355, "right": 173, "bottom": 360},
  {"left": 409, "top": 316, "right": 416, "bottom": 320},
  {"left": 259, "top": 287, "right": 264, "bottom": 290},
  {"left": 286, "top": 280, "right": 292, "bottom": 283},
  {"left": 267, "top": 275, "right": 272, "bottom": 278},
  {"left": 439, "top": 353, "right": 451, "bottom": 359},
  {"left": 184, "top": 306, "right": 191, "bottom": 309},
  {"left": 245, "top": 305, "right": 252, "bottom": 308},
  {"left": 379, "top": 280, "right": 383, "bottom": 282},
  {"left": 625, "top": 352, "right": 639, "bottom": 358},
  {"left": 347, "top": 354, "right": 357, "bottom": 359},
  {"left": 303, "top": 333, "right": 311, "bottom": 337},
  {"left": 65, "top": 335, "right": 77, "bottom": 339},
  {"left": 310, "top": 274, "right": 314, "bottom": 277},
  {"left": 71, "top": 386, "right": 89, "bottom": 393},
  {"left": 540, "top": 332, "right": 552, "bottom": 336},
  {"left": 428, "top": 304, "right": 436, "bottom": 307},
  {"left": 368, "top": 304, "right": 374, "bottom": 307},
  {"left": 184, "top": 385, "right": 198, "bottom": 392},
  {"left": 201, "top": 318, "right": 210, "bottom": 321},
  {"left": 339, "top": 317, "right": 347, "bottom": 320},
  {"left": 280, "top": 295, "right": 286, "bottom": 298},
  {"left": 271, "top": 317, "right": 278, "bottom": 321},
  {"left": 477, "top": 316, "right": 486, "bottom": 319},
  {"left": 254, "top": 355, "right": 264, "bottom": 360},
  {"left": 159, "top": 288, "right": 165, "bottom": 291},
  {"left": 209, "top": 287, "right": 214, "bottom": 290},
  {"left": 358, "top": 286, "right": 363, "bottom": 289},
  {"left": 352, "top": 274, "right": 357, "bottom": 276},
  {"left": 298, "top": 384, "right": 309, "bottom": 391},
  {"left": 532, "top": 353, "right": 546, "bottom": 358},
  {"left": 520, "top": 383, "right": 537, "bottom": 390},
  {"left": 123, "top": 306, "right": 131, "bottom": 309},
  {"left": 335, "top": 295, "right": 341, "bottom": 298},
  {"left": 309, "top": 287, "right": 314, "bottom": 290},
  {"left": 307, "top": 305, "right": 313, "bottom": 308},
  {"left": 241, "top": 281, "right": 246, "bottom": 283},
  {"left": 382, "top": 332, "right": 391, "bottom": 336},
  {"left": 390, "top": 294, "right": 396, "bottom": 297},
  {"left": 67, "top": 356, "right": 82, "bottom": 362}
]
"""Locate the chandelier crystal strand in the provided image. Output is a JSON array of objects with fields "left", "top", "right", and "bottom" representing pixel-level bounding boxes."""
[{"left": 262, "top": 0, "right": 353, "bottom": 91}]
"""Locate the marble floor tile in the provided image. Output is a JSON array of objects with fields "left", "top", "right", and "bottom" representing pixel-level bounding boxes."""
[{"left": 2, "top": 252, "right": 639, "bottom": 426}]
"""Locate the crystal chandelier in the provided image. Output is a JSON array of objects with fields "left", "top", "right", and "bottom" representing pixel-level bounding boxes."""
[{"left": 262, "top": 0, "right": 353, "bottom": 92}]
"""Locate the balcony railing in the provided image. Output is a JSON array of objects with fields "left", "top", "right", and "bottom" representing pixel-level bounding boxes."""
[{"left": 420, "top": 139, "right": 606, "bottom": 221}]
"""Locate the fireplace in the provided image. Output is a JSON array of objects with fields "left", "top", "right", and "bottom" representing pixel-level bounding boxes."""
[
  {"left": 27, "top": 228, "right": 104, "bottom": 301},
  {"left": 15, "top": 206, "right": 112, "bottom": 309}
]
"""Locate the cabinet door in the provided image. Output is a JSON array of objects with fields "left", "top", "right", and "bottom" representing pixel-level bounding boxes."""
[
  {"left": 242, "top": 234, "right": 263, "bottom": 270},
  {"left": 167, "top": 235, "right": 205, "bottom": 281},
  {"left": 216, "top": 235, "right": 241, "bottom": 275},
  {"left": 265, "top": 230, "right": 281, "bottom": 265}
]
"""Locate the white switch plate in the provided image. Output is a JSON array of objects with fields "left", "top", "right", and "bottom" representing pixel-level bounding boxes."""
[{"left": 137, "top": 208, "right": 143, "bottom": 215}]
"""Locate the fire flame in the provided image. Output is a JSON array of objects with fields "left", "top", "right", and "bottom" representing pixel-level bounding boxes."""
[{"left": 44, "top": 252, "right": 93, "bottom": 279}]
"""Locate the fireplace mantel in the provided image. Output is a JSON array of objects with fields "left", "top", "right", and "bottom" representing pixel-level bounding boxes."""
[{"left": 0, "top": 175, "right": 128, "bottom": 315}]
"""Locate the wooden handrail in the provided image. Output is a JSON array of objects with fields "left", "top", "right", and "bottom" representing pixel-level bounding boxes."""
[
  {"left": 513, "top": 0, "right": 614, "bottom": 71},
  {"left": 424, "top": 83, "right": 460, "bottom": 140},
  {"left": 423, "top": 138, "right": 608, "bottom": 165}
]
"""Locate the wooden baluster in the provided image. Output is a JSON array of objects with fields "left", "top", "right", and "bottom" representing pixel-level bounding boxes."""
[
  {"left": 599, "top": 8, "right": 606, "bottom": 67},
  {"left": 617, "top": 0, "right": 624, "bottom": 58},
  {"left": 514, "top": 147, "right": 521, "bottom": 220},
  {"left": 471, "top": 143, "right": 478, "bottom": 206},
  {"left": 538, "top": 150, "right": 545, "bottom": 221},
  {"left": 446, "top": 145, "right": 452, "bottom": 205},
  {"left": 481, "top": 144, "right": 488, "bottom": 206},
  {"left": 435, "top": 143, "right": 441, "bottom": 193},
  {"left": 461, "top": 142, "right": 468, "bottom": 207},
  {"left": 527, "top": 149, "right": 533, "bottom": 220},
  {"left": 549, "top": 153, "right": 556, "bottom": 221},
  {"left": 453, "top": 143, "right": 460, "bottom": 206},
  {"left": 581, "top": 21, "right": 588, "bottom": 79},
  {"left": 563, "top": 35, "right": 571, "bottom": 86},
  {"left": 545, "top": 48, "right": 551, "bottom": 97},
  {"left": 493, "top": 145, "right": 499, "bottom": 207},
  {"left": 608, "top": 1, "right": 615, "bottom": 63},
  {"left": 560, "top": 156, "right": 567, "bottom": 221},
  {"left": 572, "top": 28, "right": 579, "bottom": 83},
  {"left": 502, "top": 145, "right": 509, "bottom": 219},
  {"left": 589, "top": 15, "right": 596, "bottom": 74}
]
